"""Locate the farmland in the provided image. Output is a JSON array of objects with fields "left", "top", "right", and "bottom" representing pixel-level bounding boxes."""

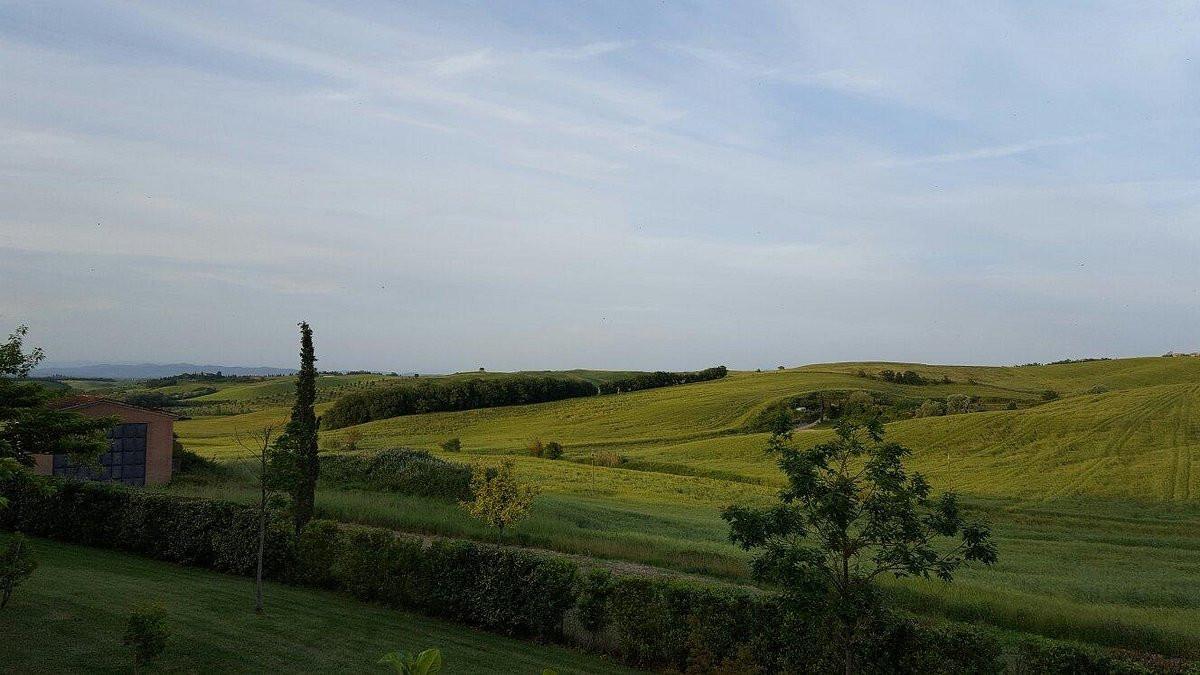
[{"left": 159, "top": 356, "right": 1200, "bottom": 659}]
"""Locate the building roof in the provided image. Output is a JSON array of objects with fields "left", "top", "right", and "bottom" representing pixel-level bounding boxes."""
[{"left": 46, "top": 394, "right": 181, "bottom": 420}]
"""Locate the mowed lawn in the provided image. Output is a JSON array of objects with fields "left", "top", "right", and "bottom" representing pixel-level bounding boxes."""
[{"left": 0, "top": 535, "right": 636, "bottom": 674}]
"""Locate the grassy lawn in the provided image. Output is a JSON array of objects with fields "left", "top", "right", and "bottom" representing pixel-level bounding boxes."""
[{"left": 0, "top": 535, "right": 636, "bottom": 674}]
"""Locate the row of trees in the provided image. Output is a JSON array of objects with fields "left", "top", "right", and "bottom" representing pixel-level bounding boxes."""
[
  {"left": 323, "top": 376, "right": 598, "bottom": 429},
  {"left": 595, "top": 366, "right": 727, "bottom": 394}
]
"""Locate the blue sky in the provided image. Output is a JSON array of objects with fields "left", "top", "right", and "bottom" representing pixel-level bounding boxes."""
[{"left": 2, "top": 1, "right": 1199, "bottom": 371}]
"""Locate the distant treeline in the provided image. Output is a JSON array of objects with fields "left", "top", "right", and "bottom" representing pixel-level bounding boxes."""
[
  {"left": 1016, "top": 357, "right": 1111, "bottom": 367},
  {"left": 596, "top": 366, "right": 728, "bottom": 394},
  {"left": 324, "top": 366, "right": 729, "bottom": 428},
  {"left": 323, "top": 376, "right": 597, "bottom": 429},
  {"left": 142, "top": 371, "right": 263, "bottom": 388}
]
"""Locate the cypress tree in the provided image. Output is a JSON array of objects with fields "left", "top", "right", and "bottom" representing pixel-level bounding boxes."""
[{"left": 270, "top": 322, "right": 320, "bottom": 536}]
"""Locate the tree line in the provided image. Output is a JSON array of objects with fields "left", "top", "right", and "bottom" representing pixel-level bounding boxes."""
[
  {"left": 322, "top": 375, "right": 599, "bottom": 429},
  {"left": 595, "top": 366, "right": 727, "bottom": 394}
]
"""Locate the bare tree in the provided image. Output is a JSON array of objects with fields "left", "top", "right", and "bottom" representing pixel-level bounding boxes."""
[{"left": 235, "top": 425, "right": 276, "bottom": 615}]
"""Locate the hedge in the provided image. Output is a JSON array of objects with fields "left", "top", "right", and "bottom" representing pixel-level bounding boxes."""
[
  {"left": 0, "top": 475, "right": 1162, "bottom": 674},
  {"left": 319, "top": 449, "right": 471, "bottom": 500}
]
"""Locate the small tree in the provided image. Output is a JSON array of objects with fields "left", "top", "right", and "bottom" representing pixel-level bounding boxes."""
[
  {"left": 461, "top": 461, "right": 538, "bottom": 531},
  {"left": 543, "top": 441, "right": 563, "bottom": 460},
  {"left": 342, "top": 427, "right": 363, "bottom": 453},
  {"left": 236, "top": 425, "right": 276, "bottom": 614},
  {"left": 526, "top": 438, "right": 545, "bottom": 458},
  {"left": 0, "top": 534, "right": 37, "bottom": 609},
  {"left": 440, "top": 437, "right": 461, "bottom": 453},
  {"left": 124, "top": 607, "right": 169, "bottom": 673},
  {"left": 378, "top": 648, "right": 442, "bottom": 674},
  {"left": 722, "top": 417, "right": 996, "bottom": 674},
  {"left": 914, "top": 399, "right": 945, "bottom": 418}
]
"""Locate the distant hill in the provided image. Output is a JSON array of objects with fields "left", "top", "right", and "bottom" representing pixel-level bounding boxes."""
[{"left": 30, "top": 363, "right": 297, "bottom": 380}]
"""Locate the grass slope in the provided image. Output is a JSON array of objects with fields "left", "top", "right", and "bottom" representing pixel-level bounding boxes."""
[{"left": 0, "top": 534, "right": 634, "bottom": 674}]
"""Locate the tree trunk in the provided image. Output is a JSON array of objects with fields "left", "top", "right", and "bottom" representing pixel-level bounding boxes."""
[{"left": 255, "top": 445, "right": 267, "bottom": 614}]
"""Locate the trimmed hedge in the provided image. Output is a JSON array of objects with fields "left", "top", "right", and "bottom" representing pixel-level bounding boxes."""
[
  {"left": 319, "top": 449, "right": 471, "bottom": 500},
  {"left": 0, "top": 475, "right": 1164, "bottom": 674}
]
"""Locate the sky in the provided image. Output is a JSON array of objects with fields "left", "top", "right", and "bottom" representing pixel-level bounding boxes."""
[{"left": 2, "top": 1, "right": 1199, "bottom": 372}]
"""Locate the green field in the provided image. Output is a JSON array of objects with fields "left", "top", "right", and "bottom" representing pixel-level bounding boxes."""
[
  {"left": 160, "top": 356, "right": 1200, "bottom": 659},
  {"left": 0, "top": 534, "right": 634, "bottom": 674}
]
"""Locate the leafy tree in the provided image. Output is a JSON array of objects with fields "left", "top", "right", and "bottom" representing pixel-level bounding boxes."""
[
  {"left": 722, "top": 417, "right": 997, "bottom": 675},
  {"left": 460, "top": 461, "right": 538, "bottom": 531},
  {"left": 269, "top": 322, "right": 320, "bottom": 536},
  {"left": 913, "top": 399, "right": 945, "bottom": 418},
  {"left": 123, "top": 607, "right": 169, "bottom": 673},
  {"left": 0, "top": 325, "right": 113, "bottom": 503},
  {"left": 0, "top": 534, "right": 38, "bottom": 609},
  {"left": 378, "top": 648, "right": 442, "bottom": 674},
  {"left": 439, "top": 437, "right": 461, "bottom": 453}
]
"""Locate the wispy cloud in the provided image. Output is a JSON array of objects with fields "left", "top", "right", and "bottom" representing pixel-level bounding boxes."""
[{"left": 877, "top": 135, "right": 1104, "bottom": 167}]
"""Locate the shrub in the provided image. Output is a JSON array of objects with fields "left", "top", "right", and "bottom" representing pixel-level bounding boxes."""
[
  {"left": 124, "top": 607, "right": 169, "bottom": 672},
  {"left": 1087, "top": 384, "right": 1109, "bottom": 395},
  {"left": 1009, "top": 636, "right": 1151, "bottom": 674},
  {"left": 544, "top": 441, "right": 563, "bottom": 460},
  {"left": 527, "top": 438, "right": 545, "bottom": 458},
  {"left": 0, "top": 533, "right": 37, "bottom": 609},
  {"left": 320, "top": 449, "right": 471, "bottom": 500},
  {"left": 439, "top": 437, "right": 461, "bottom": 453},
  {"left": 378, "top": 648, "right": 442, "bottom": 674},
  {"left": 593, "top": 451, "right": 624, "bottom": 468},
  {"left": 174, "top": 446, "right": 218, "bottom": 475},
  {"left": 946, "top": 394, "right": 978, "bottom": 414},
  {"left": 461, "top": 461, "right": 538, "bottom": 531},
  {"left": 914, "top": 399, "right": 945, "bottom": 418},
  {"left": 1041, "top": 389, "right": 1061, "bottom": 401}
]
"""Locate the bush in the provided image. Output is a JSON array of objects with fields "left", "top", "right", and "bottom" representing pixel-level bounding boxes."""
[
  {"left": 527, "top": 438, "right": 545, "bottom": 458},
  {"left": 592, "top": 451, "right": 624, "bottom": 468},
  {"left": 1041, "top": 389, "right": 1061, "bottom": 401},
  {"left": 124, "top": 607, "right": 170, "bottom": 670},
  {"left": 1009, "top": 636, "right": 1152, "bottom": 674},
  {"left": 914, "top": 400, "right": 946, "bottom": 418},
  {"left": 1087, "top": 384, "right": 1109, "bottom": 395},
  {"left": 544, "top": 441, "right": 564, "bottom": 460},
  {"left": 461, "top": 462, "right": 537, "bottom": 531},
  {"left": 320, "top": 449, "right": 471, "bottom": 500},
  {"left": 0, "top": 533, "right": 37, "bottom": 609},
  {"left": 439, "top": 437, "right": 461, "bottom": 453}
]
